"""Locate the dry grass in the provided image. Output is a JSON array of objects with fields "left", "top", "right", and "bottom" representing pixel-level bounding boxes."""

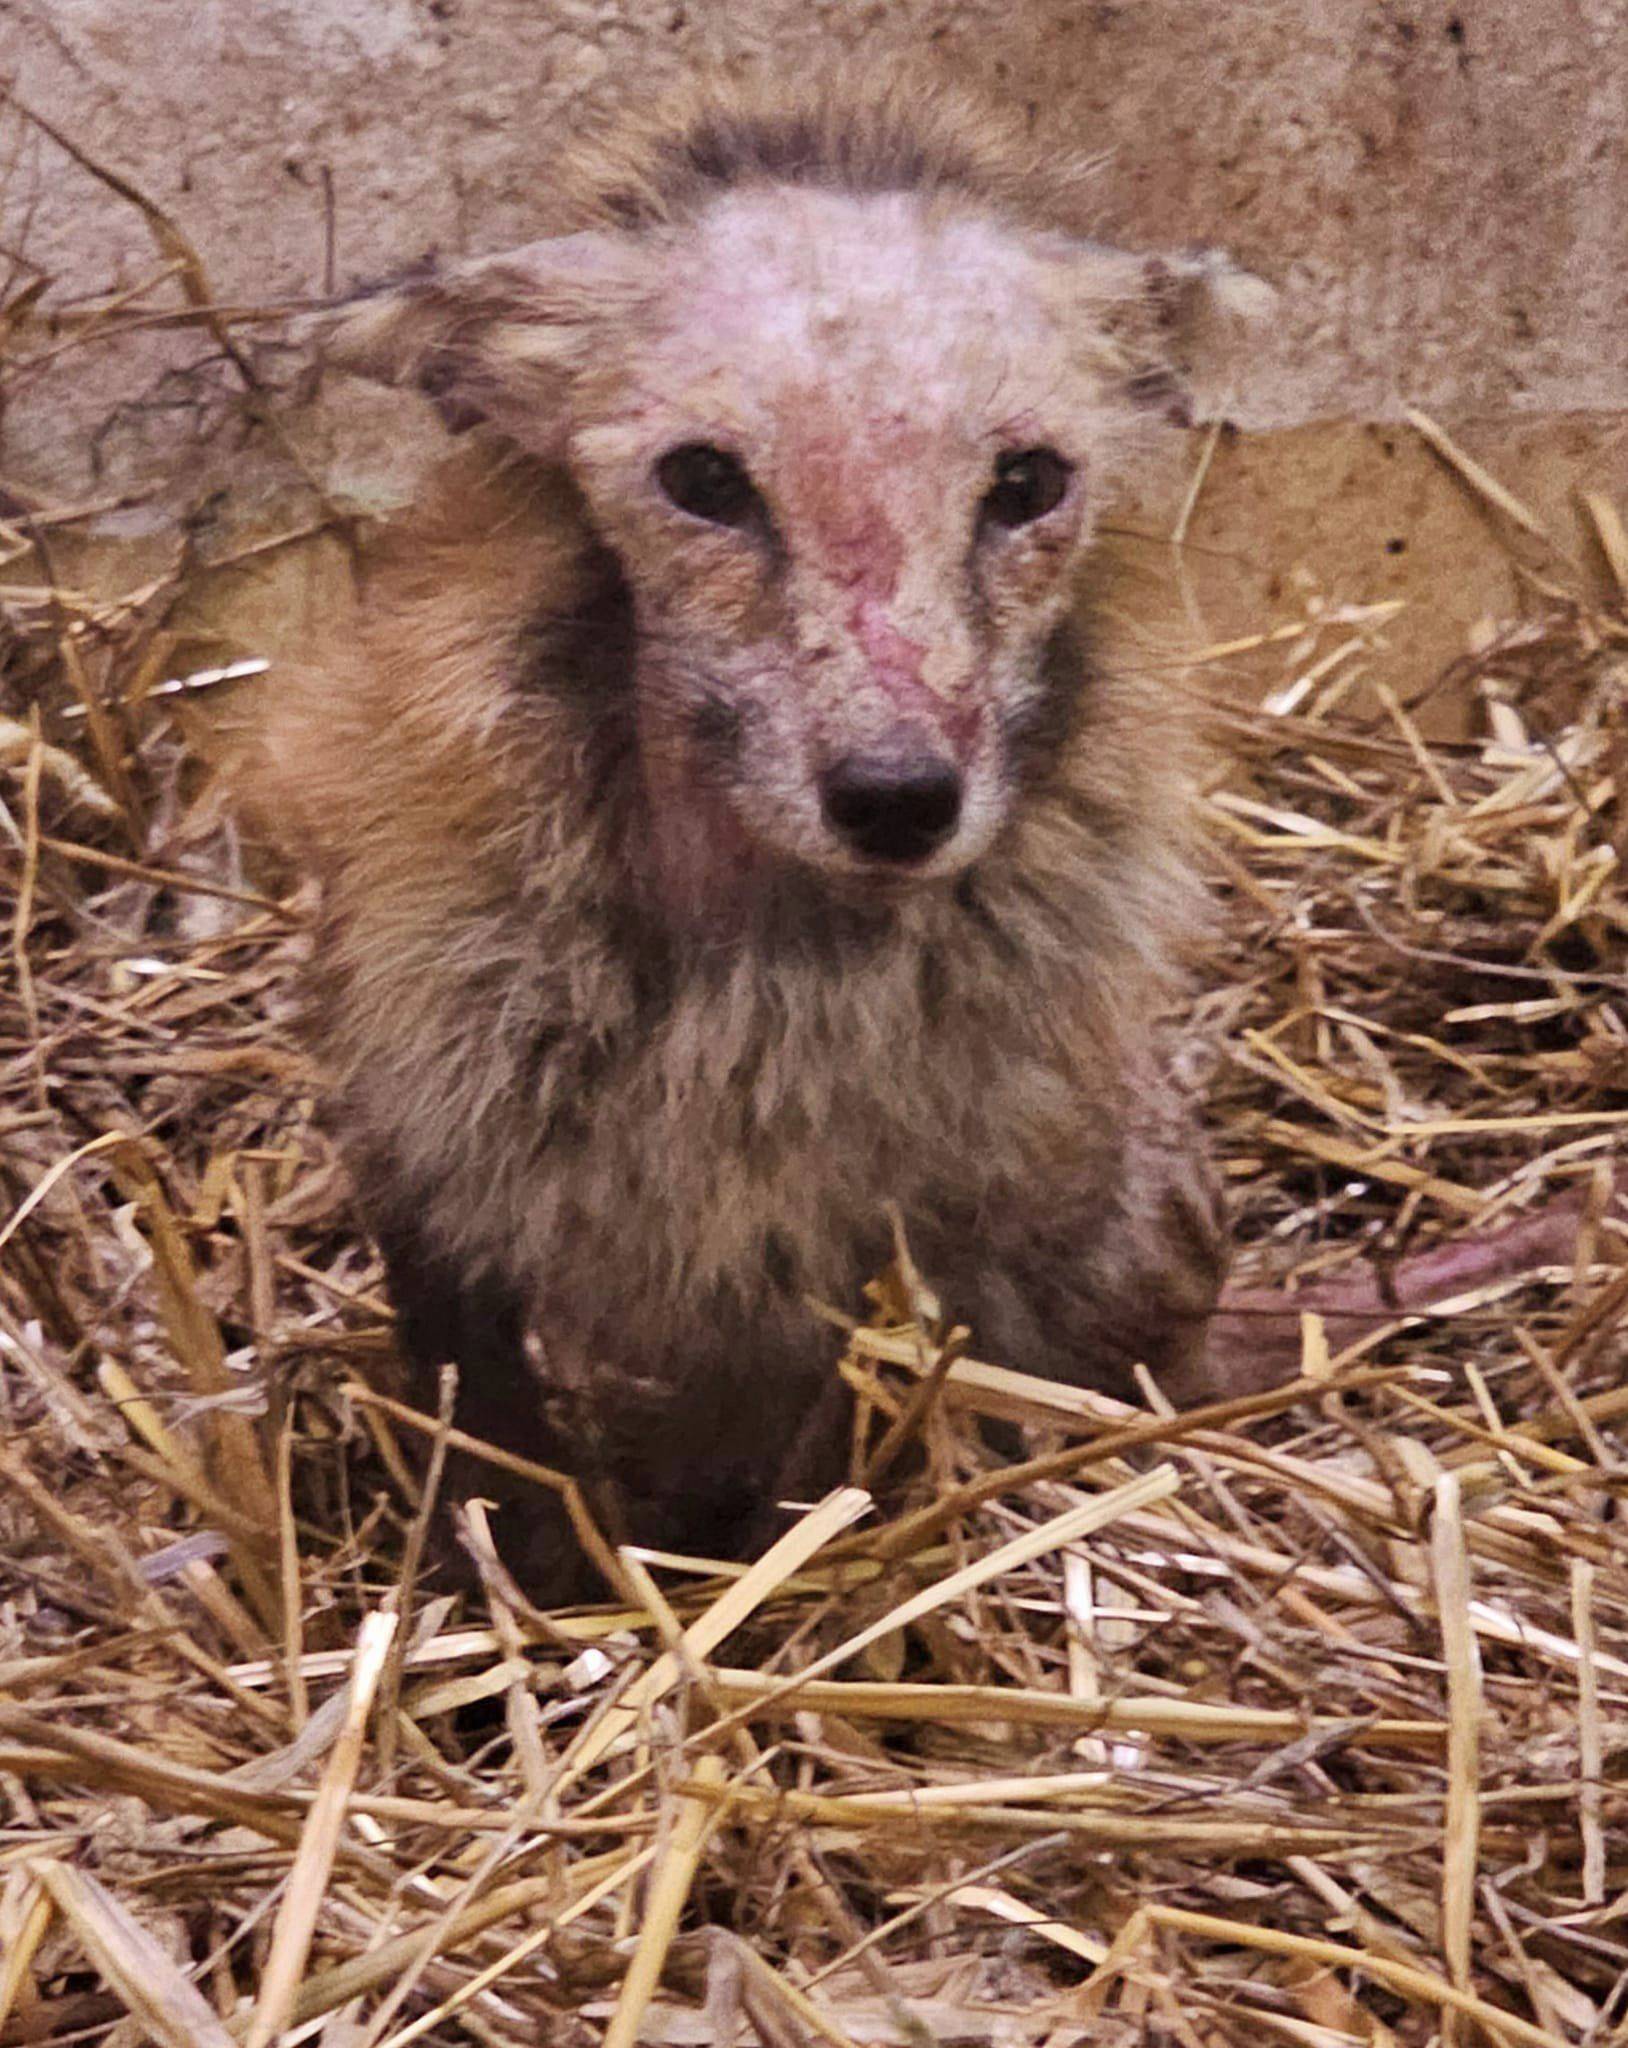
[{"left": 0, "top": 425, "right": 1625, "bottom": 2048}]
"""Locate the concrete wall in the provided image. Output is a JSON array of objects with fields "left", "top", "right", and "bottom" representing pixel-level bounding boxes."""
[{"left": 6, "top": 0, "right": 1627, "bottom": 694}]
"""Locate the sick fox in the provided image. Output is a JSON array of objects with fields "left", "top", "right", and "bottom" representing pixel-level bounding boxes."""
[{"left": 260, "top": 72, "right": 1269, "bottom": 1591}]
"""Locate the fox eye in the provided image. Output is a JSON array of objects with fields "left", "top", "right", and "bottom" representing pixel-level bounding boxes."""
[
  {"left": 981, "top": 447, "right": 1073, "bottom": 530},
  {"left": 655, "top": 442, "right": 761, "bottom": 527}
]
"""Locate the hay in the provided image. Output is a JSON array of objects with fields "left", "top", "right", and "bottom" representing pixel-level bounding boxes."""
[{"left": 0, "top": 432, "right": 1625, "bottom": 2048}]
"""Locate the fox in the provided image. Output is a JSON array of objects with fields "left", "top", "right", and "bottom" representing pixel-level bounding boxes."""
[{"left": 259, "top": 71, "right": 1270, "bottom": 1594}]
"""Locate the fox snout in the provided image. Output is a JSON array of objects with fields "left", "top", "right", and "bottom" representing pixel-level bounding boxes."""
[{"left": 819, "top": 748, "right": 964, "bottom": 866}]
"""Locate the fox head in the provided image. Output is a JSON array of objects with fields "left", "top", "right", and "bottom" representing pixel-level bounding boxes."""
[{"left": 317, "top": 81, "right": 1268, "bottom": 919}]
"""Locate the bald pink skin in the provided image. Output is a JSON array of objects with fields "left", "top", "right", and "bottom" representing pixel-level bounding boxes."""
[
  {"left": 540, "top": 183, "right": 1148, "bottom": 925},
  {"left": 781, "top": 418, "right": 909, "bottom": 597}
]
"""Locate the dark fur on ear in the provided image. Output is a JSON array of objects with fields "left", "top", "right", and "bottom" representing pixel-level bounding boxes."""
[
  {"left": 1091, "top": 246, "right": 1276, "bottom": 425},
  {"left": 302, "top": 231, "right": 648, "bottom": 441},
  {"left": 1141, "top": 248, "right": 1276, "bottom": 420}
]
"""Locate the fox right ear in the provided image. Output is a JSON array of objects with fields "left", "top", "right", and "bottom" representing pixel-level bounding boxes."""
[
  {"left": 1114, "top": 247, "right": 1277, "bottom": 423},
  {"left": 1056, "top": 240, "right": 1276, "bottom": 427},
  {"left": 1131, "top": 249, "right": 1277, "bottom": 424},
  {"left": 303, "top": 234, "right": 651, "bottom": 449}
]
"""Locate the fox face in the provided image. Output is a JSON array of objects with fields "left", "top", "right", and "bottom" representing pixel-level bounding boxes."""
[
  {"left": 319, "top": 94, "right": 1264, "bottom": 926},
  {"left": 559, "top": 186, "right": 1136, "bottom": 906}
]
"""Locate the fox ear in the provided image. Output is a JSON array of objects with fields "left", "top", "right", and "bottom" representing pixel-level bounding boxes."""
[
  {"left": 1064, "top": 242, "right": 1276, "bottom": 426},
  {"left": 1130, "top": 249, "right": 1277, "bottom": 423},
  {"left": 303, "top": 233, "right": 650, "bottom": 449}
]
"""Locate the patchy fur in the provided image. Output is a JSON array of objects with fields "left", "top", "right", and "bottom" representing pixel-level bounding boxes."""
[{"left": 259, "top": 73, "right": 1254, "bottom": 1591}]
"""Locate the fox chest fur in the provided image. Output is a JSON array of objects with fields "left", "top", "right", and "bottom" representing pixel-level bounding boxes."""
[{"left": 263, "top": 76, "right": 1252, "bottom": 1583}]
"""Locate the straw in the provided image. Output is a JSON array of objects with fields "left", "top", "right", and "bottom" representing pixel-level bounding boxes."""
[{"left": 2, "top": 367, "right": 1624, "bottom": 2045}]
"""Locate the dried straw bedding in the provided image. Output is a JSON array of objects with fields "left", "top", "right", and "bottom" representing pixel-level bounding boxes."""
[{"left": 0, "top": 439, "right": 1625, "bottom": 2048}]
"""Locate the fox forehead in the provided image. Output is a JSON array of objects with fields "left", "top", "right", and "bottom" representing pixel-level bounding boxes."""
[{"left": 581, "top": 185, "right": 1119, "bottom": 463}]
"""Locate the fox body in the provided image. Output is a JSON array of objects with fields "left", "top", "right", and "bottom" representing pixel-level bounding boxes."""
[{"left": 264, "top": 78, "right": 1251, "bottom": 1590}]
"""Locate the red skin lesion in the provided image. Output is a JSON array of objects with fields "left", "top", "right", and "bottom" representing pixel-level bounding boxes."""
[
  {"left": 779, "top": 410, "right": 909, "bottom": 597},
  {"left": 844, "top": 591, "right": 983, "bottom": 751},
  {"left": 781, "top": 417, "right": 984, "bottom": 750},
  {"left": 848, "top": 591, "right": 925, "bottom": 691}
]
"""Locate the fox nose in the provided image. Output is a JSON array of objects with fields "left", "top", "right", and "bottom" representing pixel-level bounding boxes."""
[{"left": 820, "top": 752, "right": 963, "bottom": 865}]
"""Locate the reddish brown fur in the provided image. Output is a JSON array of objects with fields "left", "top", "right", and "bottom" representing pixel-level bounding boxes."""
[{"left": 258, "top": 74, "right": 1257, "bottom": 1593}]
